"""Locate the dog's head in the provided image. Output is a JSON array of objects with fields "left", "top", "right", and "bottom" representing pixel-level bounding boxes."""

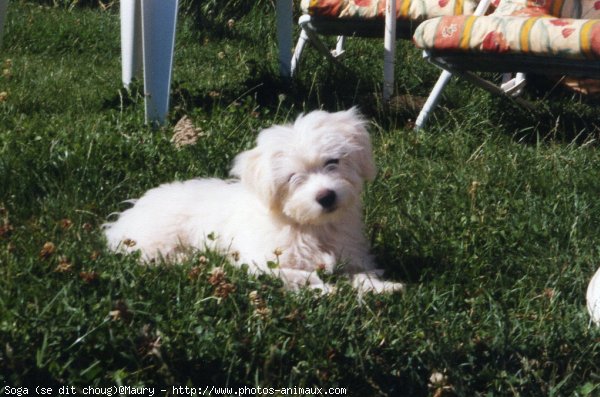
[{"left": 230, "top": 108, "right": 376, "bottom": 225}]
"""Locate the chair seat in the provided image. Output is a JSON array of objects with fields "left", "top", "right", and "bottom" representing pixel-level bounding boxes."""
[
  {"left": 414, "top": 14, "right": 600, "bottom": 60},
  {"left": 301, "top": 0, "right": 478, "bottom": 23},
  {"left": 412, "top": 0, "right": 600, "bottom": 129},
  {"left": 427, "top": 51, "right": 600, "bottom": 76}
]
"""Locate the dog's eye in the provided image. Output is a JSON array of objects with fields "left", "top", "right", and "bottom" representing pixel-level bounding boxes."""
[
  {"left": 288, "top": 173, "right": 306, "bottom": 185},
  {"left": 324, "top": 159, "right": 339, "bottom": 171}
]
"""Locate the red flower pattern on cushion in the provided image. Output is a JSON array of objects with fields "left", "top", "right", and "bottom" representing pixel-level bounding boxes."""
[
  {"left": 482, "top": 31, "right": 510, "bottom": 52},
  {"left": 595, "top": 1, "right": 600, "bottom": 10},
  {"left": 511, "top": 6, "right": 547, "bottom": 16},
  {"left": 439, "top": 0, "right": 450, "bottom": 7},
  {"left": 310, "top": 0, "right": 343, "bottom": 17},
  {"left": 549, "top": 19, "right": 575, "bottom": 38},
  {"left": 355, "top": 0, "right": 374, "bottom": 6},
  {"left": 433, "top": 16, "right": 465, "bottom": 48},
  {"left": 591, "top": 23, "right": 600, "bottom": 57}
]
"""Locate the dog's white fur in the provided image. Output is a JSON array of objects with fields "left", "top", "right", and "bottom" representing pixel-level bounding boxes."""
[{"left": 104, "top": 108, "right": 403, "bottom": 294}]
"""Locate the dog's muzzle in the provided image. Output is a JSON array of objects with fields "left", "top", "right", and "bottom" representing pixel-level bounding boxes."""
[{"left": 316, "top": 189, "right": 337, "bottom": 212}]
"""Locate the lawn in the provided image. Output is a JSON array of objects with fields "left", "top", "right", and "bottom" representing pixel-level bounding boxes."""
[{"left": 1, "top": 1, "right": 600, "bottom": 395}]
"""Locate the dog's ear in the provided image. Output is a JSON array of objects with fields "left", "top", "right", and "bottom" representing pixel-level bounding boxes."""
[
  {"left": 230, "top": 147, "right": 277, "bottom": 207},
  {"left": 337, "top": 108, "right": 377, "bottom": 182}
]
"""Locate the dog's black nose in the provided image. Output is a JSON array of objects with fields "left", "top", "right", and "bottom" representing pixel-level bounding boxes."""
[{"left": 316, "top": 189, "right": 337, "bottom": 210}]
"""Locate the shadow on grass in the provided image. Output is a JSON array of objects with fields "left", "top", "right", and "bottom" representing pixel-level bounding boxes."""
[
  {"left": 473, "top": 75, "right": 600, "bottom": 145},
  {"left": 103, "top": 48, "right": 600, "bottom": 148},
  {"left": 101, "top": 82, "right": 146, "bottom": 113},
  {"left": 373, "top": 245, "right": 450, "bottom": 286}
]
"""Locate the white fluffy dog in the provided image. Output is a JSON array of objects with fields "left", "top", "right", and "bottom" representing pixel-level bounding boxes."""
[{"left": 104, "top": 108, "right": 403, "bottom": 294}]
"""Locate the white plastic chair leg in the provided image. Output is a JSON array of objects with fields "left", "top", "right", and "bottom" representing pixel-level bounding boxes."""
[
  {"left": 120, "top": 0, "right": 143, "bottom": 87},
  {"left": 302, "top": 22, "right": 350, "bottom": 68},
  {"left": 414, "top": 70, "right": 452, "bottom": 129},
  {"left": 276, "top": 0, "right": 293, "bottom": 78},
  {"left": 120, "top": 0, "right": 178, "bottom": 125},
  {"left": 140, "top": 0, "right": 178, "bottom": 125},
  {"left": 333, "top": 36, "right": 346, "bottom": 58},
  {"left": 414, "top": 0, "right": 492, "bottom": 129},
  {"left": 0, "top": 0, "right": 9, "bottom": 48},
  {"left": 383, "top": 0, "right": 396, "bottom": 101},
  {"left": 296, "top": 17, "right": 354, "bottom": 76},
  {"left": 500, "top": 72, "right": 526, "bottom": 97},
  {"left": 291, "top": 28, "right": 309, "bottom": 76}
]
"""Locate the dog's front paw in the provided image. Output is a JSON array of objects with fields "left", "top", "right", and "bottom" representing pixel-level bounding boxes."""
[
  {"left": 275, "top": 268, "right": 334, "bottom": 293},
  {"left": 308, "top": 283, "right": 336, "bottom": 295},
  {"left": 352, "top": 272, "right": 405, "bottom": 294}
]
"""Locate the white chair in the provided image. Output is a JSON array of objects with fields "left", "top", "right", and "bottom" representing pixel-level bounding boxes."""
[
  {"left": 413, "top": 0, "right": 527, "bottom": 129},
  {"left": 287, "top": 0, "right": 482, "bottom": 102},
  {"left": 588, "top": 267, "right": 600, "bottom": 326},
  {"left": 0, "top": 0, "right": 8, "bottom": 48},
  {"left": 412, "top": 0, "right": 600, "bottom": 129},
  {"left": 120, "top": 0, "right": 178, "bottom": 125}
]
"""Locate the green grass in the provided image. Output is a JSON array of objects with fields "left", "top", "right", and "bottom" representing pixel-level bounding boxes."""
[{"left": 1, "top": 1, "right": 600, "bottom": 395}]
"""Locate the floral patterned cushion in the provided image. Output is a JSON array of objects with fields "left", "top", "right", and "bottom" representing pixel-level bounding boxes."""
[
  {"left": 490, "top": 0, "right": 600, "bottom": 18},
  {"left": 301, "top": 0, "right": 479, "bottom": 22},
  {"left": 413, "top": 0, "right": 600, "bottom": 59}
]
